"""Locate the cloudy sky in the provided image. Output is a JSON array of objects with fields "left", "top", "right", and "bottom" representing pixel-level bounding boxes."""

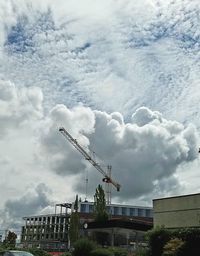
[{"left": 1, "top": 0, "right": 200, "bottom": 232}]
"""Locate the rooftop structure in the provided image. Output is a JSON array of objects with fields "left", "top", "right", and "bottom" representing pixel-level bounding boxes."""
[{"left": 74, "top": 201, "right": 153, "bottom": 218}]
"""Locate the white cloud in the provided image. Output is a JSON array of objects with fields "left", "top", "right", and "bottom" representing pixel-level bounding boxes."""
[
  {"left": 0, "top": 80, "right": 43, "bottom": 137},
  {"left": 0, "top": 0, "right": 200, "bottom": 230},
  {"left": 0, "top": 78, "right": 199, "bottom": 230},
  {"left": 0, "top": 0, "right": 200, "bottom": 125},
  {"left": 39, "top": 105, "right": 199, "bottom": 202}
]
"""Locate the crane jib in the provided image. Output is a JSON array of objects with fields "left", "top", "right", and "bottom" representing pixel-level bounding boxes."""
[{"left": 59, "top": 127, "right": 121, "bottom": 204}]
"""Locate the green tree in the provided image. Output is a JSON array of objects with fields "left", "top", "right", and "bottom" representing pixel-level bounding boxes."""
[
  {"left": 3, "top": 231, "right": 17, "bottom": 248},
  {"left": 69, "top": 195, "right": 80, "bottom": 246},
  {"left": 93, "top": 184, "right": 108, "bottom": 222},
  {"left": 93, "top": 185, "right": 109, "bottom": 246},
  {"left": 73, "top": 238, "right": 96, "bottom": 256}
]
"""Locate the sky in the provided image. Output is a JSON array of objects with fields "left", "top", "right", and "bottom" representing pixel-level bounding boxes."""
[{"left": 0, "top": 0, "right": 200, "bottom": 233}]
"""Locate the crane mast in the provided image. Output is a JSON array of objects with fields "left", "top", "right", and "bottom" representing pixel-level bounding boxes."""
[{"left": 59, "top": 127, "right": 121, "bottom": 204}]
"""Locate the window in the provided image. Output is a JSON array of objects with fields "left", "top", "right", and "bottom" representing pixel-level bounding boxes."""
[
  {"left": 138, "top": 208, "right": 144, "bottom": 217},
  {"left": 122, "top": 207, "right": 127, "bottom": 215},
  {"left": 113, "top": 207, "right": 119, "bottom": 215},
  {"left": 145, "top": 209, "right": 151, "bottom": 217},
  {"left": 80, "top": 204, "right": 86, "bottom": 213},
  {"left": 89, "top": 204, "right": 93, "bottom": 213},
  {"left": 129, "top": 208, "right": 135, "bottom": 216}
]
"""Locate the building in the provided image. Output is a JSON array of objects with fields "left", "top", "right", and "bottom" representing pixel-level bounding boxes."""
[
  {"left": 21, "top": 204, "right": 70, "bottom": 251},
  {"left": 84, "top": 217, "right": 153, "bottom": 247},
  {"left": 153, "top": 193, "right": 200, "bottom": 229},
  {"left": 21, "top": 201, "right": 153, "bottom": 250},
  {"left": 74, "top": 201, "right": 153, "bottom": 218}
]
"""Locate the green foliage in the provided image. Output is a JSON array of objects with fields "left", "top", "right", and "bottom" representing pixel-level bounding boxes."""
[
  {"left": 0, "top": 246, "right": 5, "bottom": 252},
  {"left": 91, "top": 248, "right": 114, "bottom": 256},
  {"left": 175, "top": 228, "right": 200, "bottom": 256},
  {"left": 146, "top": 227, "right": 200, "bottom": 256},
  {"left": 93, "top": 184, "right": 108, "bottom": 222},
  {"left": 69, "top": 195, "right": 80, "bottom": 246},
  {"left": 69, "top": 211, "right": 80, "bottom": 245},
  {"left": 72, "top": 238, "right": 96, "bottom": 256},
  {"left": 108, "top": 247, "right": 128, "bottom": 256},
  {"left": 61, "top": 252, "right": 72, "bottom": 256},
  {"left": 135, "top": 247, "right": 150, "bottom": 256},
  {"left": 162, "top": 238, "right": 184, "bottom": 256},
  {"left": 3, "top": 231, "right": 17, "bottom": 248},
  {"left": 74, "top": 194, "right": 79, "bottom": 212},
  {"left": 147, "top": 227, "right": 171, "bottom": 256}
]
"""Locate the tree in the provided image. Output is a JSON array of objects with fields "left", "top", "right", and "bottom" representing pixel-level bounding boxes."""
[
  {"left": 93, "top": 185, "right": 109, "bottom": 246},
  {"left": 93, "top": 184, "right": 108, "bottom": 222},
  {"left": 3, "top": 231, "right": 17, "bottom": 248},
  {"left": 69, "top": 195, "right": 80, "bottom": 246}
]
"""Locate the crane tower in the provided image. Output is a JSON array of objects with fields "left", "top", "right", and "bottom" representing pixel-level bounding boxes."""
[{"left": 59, "top": 127, "right": 121, "bottom": 204}]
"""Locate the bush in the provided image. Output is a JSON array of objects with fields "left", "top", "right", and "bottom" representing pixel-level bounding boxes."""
[
  {"left": 135, "top": 247, "right": 150, "bottom": 256},
  {"left": 175, "top": 228, "right": 200, "bottom": 256},
  {"left": 72, "top": 238, "right": 96, "bottom": 256},
  {"left": 146, "top": 227, "right": 200, "bottom": 256},
  {"left": 108, "top": 247, "right": 128, "bottom": 256},
  {"left": 162, "top": 238, "right": 184, "bottom": 256},
  {"left": 91, "top": 248, "right": 114, "bottom": 256},
  {"left": 147, "top": 227, "right": 171, "bottom": 256},
  {"left": 61, "top": 252, "right": 72, "bottom": 256}
]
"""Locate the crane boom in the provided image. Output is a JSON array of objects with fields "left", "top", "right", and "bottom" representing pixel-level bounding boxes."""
[{"left": 59, "top": 127, "right": 121, "bottom": 194}]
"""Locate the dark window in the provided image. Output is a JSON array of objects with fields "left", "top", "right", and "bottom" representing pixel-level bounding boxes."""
[
  {"left": 80, "top": 204, "right": 86, "bottom": 213},
  {"left": 89, "top": 204, "right": 93, "bottom": 213},
  {"left": 138, "top": 209, "right": 143, "bottom": 217},
  {"left": 129, "top": 208, "right": 135, "bottom": 216},
  {"left": 113, "top": 207, "right": 118, "bottom": 215},
  {"left": 145, "top": 209, "right": 151, "bottom": 217},
  {"left": 122, "top": 207, "right": 127, "bottom": 215}
]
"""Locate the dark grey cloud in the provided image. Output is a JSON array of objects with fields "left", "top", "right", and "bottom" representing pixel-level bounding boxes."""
[{"left": 0, "top": 183, "right": 53, "bottom": 230}]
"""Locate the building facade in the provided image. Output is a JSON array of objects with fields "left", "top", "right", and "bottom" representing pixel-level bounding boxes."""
[
  {"left": 21, "top": 213, "right": 69, "bottom": 251},
  {"left": 75, "top": 201, "right": 153, "bottom": 218},
  {"left": 21, "top": 201, "right": 153, "bottom": 250},
  {"left": 153, "top": 193, "right": 200, "bottom": 229}
]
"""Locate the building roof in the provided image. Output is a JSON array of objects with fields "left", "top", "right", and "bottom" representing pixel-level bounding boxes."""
[
  {"left": 84, "top": 217, "right": 153, "bottom": 232},
  {"left": 153, "top": 192, "right": 200, "bottom": 201}
]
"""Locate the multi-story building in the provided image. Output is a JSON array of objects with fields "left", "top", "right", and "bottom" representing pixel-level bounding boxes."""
[
  {"left": 21, "top": 203, "right": 70, "bottom": 251},
  {"left": 21, "top": 201, "right": 153, "bottom": 250},
  {"left": 21, "top": 213, "right": 69, "bottom": 251}
]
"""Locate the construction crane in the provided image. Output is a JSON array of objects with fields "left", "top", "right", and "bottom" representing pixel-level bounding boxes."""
[{"left": 59, "top": 127, "right": 121, "bottom": 204}]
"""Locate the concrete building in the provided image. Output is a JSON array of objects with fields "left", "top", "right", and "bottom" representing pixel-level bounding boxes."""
[
  {"left": 21, "top": 201, "right": 153, "bottom": 250},
  {"left": 153, "top": 193, "right": 200, "bottom": 229},
  {"left": 21, "top": 214, "right": 69, "bottom": 251},
  {"left": 21, "top": 204, "right": 70, "bottom": 251}
]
